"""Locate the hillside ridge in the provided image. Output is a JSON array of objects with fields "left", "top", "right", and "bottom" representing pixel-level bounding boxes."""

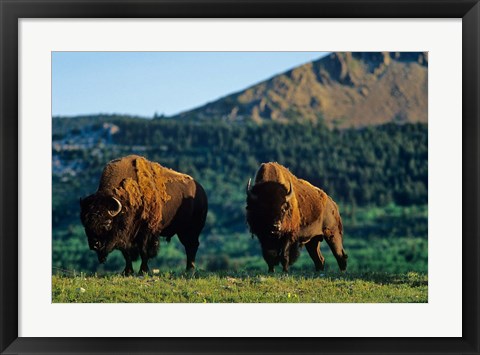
[{"left": 172, "top": 52, "right": 428, "bottom": 128}]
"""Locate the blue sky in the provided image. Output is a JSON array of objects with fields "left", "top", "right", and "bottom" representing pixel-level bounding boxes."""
[{"left": 52, "top": 52, "right": 328, "bottom": 118}]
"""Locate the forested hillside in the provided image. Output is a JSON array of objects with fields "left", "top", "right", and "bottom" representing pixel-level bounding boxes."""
[{"left": 52, "top": 116, "right": 427, "bottom": 275}]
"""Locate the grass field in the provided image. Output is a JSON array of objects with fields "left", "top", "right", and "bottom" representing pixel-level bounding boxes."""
[{"left": 52, "top": 271, "right": 427, "bottom": 303}]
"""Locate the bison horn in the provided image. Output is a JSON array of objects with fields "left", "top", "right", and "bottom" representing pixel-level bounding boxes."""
[
  {"left": 246, "top": 178, "right": 257, "bottom": 200},
  {"left": 285, "top": 181, "right": 294, "bottom": 201},
  {"left": 108, "top": 197, "right": 122, "bottom": 217}
]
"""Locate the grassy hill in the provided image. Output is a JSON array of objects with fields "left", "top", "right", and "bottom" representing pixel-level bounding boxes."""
[{"left": 52, "top": 271, "right": 427, "bottom": 303}]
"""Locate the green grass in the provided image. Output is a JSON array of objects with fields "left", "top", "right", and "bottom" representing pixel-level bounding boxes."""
[{"left": 52, "top": 271, "right": 427, "bottom": 303}]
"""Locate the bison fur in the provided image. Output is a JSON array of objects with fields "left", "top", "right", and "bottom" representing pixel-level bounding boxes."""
[
  {"left": 80, "top": 155, "right": 208, "bottom": 274},
  {"left": 246, "top": 162, "right": 347, "bottom": 273}
]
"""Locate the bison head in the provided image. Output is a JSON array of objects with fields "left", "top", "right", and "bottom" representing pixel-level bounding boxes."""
[
  {"left": 80, "top": 194, "right": 123, "bottom": 263},
  {"left": 246, "top": 179, "right": 294, "bottom": 235}
]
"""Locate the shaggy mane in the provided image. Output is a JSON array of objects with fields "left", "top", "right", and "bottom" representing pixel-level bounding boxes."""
[
  {"left": 251, "top": 162, "right": 334, "bottom": 236},
  {"left": 112, "top": 156, "right": 192, "bottom": 232},
  {"left": 255, "top": 162, "right": 296, "bottom": 189}
]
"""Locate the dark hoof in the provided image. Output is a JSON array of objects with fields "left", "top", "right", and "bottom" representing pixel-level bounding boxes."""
[
  {"left": 122, "top": 269, "right": 134, "bottom": 277},
  {"left": 184, "top": 268, "right": 196, "bottom": 278},
  {"left": 336, "top": 255, "right": 347, "bottom": 271}
]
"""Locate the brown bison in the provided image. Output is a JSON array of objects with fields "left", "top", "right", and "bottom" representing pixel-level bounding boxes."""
[
  {"left": 246, "top": 162, "right": 347, "bottom": 272},
  {"left": 80, "top": 155, "right": 208, "bottom": 274}
]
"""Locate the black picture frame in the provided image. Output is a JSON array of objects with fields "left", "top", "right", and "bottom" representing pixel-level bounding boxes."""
[{"left": 1, "top": 1, "right": 479, "bottom": 354}]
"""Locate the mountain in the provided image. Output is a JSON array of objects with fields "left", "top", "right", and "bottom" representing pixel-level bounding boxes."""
[{"left": 172, "top": 52, "right": 428, "bottom": 128}]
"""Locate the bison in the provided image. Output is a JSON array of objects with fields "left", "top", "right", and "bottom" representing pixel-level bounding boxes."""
[
  {"left": 80, "top": 155, "right": 208, "bottom": 274},
  {"left": 246, "top": 162, "right": 348, "bottom": 273}
]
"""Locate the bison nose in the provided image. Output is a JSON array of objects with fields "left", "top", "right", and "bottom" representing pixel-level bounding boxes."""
[{"left": 92, "top": 241, "right": 101, "bottom": 250}]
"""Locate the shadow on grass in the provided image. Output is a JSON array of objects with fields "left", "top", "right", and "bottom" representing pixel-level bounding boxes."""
[
  {"left": 194, "top": 269, "right": 428, "bottom": 288},
  {"left": 321, "top": 271, "right": 428, "bottom": 287},
  {"left": 52, "top": 267, "right": 428, "bottom": 288}
]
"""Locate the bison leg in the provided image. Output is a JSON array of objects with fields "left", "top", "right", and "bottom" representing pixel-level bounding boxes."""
[
  {"left": 280, "top": 240, "right": 293, "bottom": 273},
  {"left": 305, "top": 237, "right": 325, "bottom": 271},
  {"left": 137, "top": 234, "right": 159, "bottom": 275},
  {"left": 288, "top": 241, "right": 300, "bottom": 266},
  {"left": 178, "top": 233, "right": 199, "bottom": 270},
  {"left": 139, "top": 251, "right": 149, "bottom": 275},
  {"left": 325, "top": 231, "right": 348, "bottom": 271},
  {"left": 121, "top": 250, "right": 134, "bottom": 276},
  {"left": 280, "top": 257, "right": 289, "bottom": 273},
  {"left": 262, "top": 249, "right": 278, "bottom": 273}
]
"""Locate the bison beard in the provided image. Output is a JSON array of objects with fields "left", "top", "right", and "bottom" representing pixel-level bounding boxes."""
[
  {"left": 246, "top": 162, "right": 348, "bottom": 273},
  {"left": 80, "top": 155, "right": 208, "bottom": 275}
]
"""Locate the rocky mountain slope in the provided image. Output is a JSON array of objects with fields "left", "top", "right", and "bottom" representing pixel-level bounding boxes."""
[{"left": 173, "top": 52, "right": 428, "bottom": 128}]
